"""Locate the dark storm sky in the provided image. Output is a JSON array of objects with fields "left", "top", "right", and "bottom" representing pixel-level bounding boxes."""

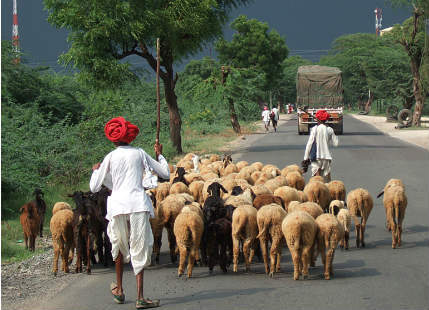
[{"left": 1, "top": 0, "right": 410, "bottom": 70}]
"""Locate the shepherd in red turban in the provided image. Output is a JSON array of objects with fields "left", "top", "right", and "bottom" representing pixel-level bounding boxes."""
[
  {"left": 104, "top": 117, "right": 139, "bottom": 144},
  {"left": 315, "top": 109, "right": 330, "bottom": 122}
]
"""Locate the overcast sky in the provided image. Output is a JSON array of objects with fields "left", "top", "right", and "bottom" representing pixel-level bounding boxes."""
[{"left": 1, "top": 0, "right": 410, "bottom": 71}]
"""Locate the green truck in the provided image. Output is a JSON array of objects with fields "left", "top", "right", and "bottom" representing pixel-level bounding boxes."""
[{"left": 296, "top": 65, "right": 344, "bottom": 135}]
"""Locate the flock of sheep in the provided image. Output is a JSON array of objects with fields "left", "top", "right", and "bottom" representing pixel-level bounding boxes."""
[
  {"left": 144, "top": 153, "right": 408, "bottom": 280},
  {"left": 18, "top": 153, "right": 407, "bottom": 281}
]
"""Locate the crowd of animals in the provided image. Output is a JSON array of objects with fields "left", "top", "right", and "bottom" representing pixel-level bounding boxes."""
[{"left": 19, "top": 154, "right": 407, "bottom": 280}]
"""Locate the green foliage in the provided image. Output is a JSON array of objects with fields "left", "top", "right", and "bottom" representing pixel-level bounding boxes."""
[
  {"left": 215, "top": 15, "right": 289, "bottom": 91},
  {"left": 43, "top": 0, "right": 251, "bottom": 88},
  {"left": 280, "top": 56, "right": 312, "bottom": 103},
  {"left": 319, "top": 33, "right": 413, "bottom": 105}
]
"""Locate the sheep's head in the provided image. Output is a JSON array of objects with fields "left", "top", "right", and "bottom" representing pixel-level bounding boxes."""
[
  {"left": 231, "top": 186, "right": 243, "bottom": 196},
  {"left": 222, "top": 154, "right": 233, "bottom": 168},
  {"left": 176, "top": 167, "right": 186, "bottom": 177},
  {"left": 207, "top": 182, "right": 228, "bottom": 197}
]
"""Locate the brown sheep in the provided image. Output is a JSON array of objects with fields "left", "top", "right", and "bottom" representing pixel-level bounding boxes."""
[
  {"left": 256, "top": 203, "right": 287, "bottom": 277},
  {"left": 155, "top": 193, "right": 195, "bottom": 263},
  {"left": 376, "top": 178, "right": 404, "bottom": 198},
  {"left": 285, "top": 171, "right": 305, "bottom": 191},
  {"left": 154, "top": 182, "right": 171, "bottom": 208},
  {"left": 273, "top": 186, "right": 300, "bottom": 210},
  {"left": 309, "top": 175, "right": 325, "bottom": 183},
  {"left": 274, "top": 175, "right": 288, "bottom": 187},
  {"left": 189, "top": 180, "right": 205, "bottom": 205},
  {"left": 184, "top": 172, "right": 204, "bottom": 184},
  {"left": 237, "top": 169, "right": 254, "bottom": 185},
  {"left": 232, "top": 204, "right": 258, "bottom": 272},
  {"left": 315, "top": 214, "right": 344, "bottom": 280},
  {"left": 52, "top": 202, "right": 72, "bottom": 216},
  {"left": 50, "top": 209, "right": 74, "bottom": 275},
  {"left": 303, "top": 181, "right": 331, "bottom": 212},
  {"left": 170, "top": 182, "right": 191, "bottom": 195},
  {"left": 297, "top": 191, "right": 308, "bottom": 202},
  {"left": 263, "top": 178, "right": 283, "bottom": 193},
  {"left": 209, "top": 154, "right": 221, "bottom": 162},
  {"left": 383, "top": 185, "right": 407, "bottom": 249},
  {"left": 236, "top": 161, "right": 249, "bottom": 171},
  {"left": 251, "top": 184, "right": 273, "bottom": 196},
  {"left": 281, "top": 164, "right": 303, "bottom": 177},
  {"left": 261, "top": 164, "right": 280, "bottom": 178},
  {"left": 282, "top": 210, "right": 317, "bottom": 280},
  {"left": 221, "top": 163, "right": 239, "bottom": 177},
  {"left": 224, "top": 188, "right": 255, "bottom": 208},
  {"left": 346, "top": 188, "right": 373, "bottom": 248},
  {"left": 253, "top": 194, "right": 284, "bottom": 210},
  {"left": 201, "top": 172, "right": 219, "bottom": 181},
  {"left": 19, "top": 202, "right": 41, "bottom": 251},
  {"left": 174, "top": 206, "right": 204, "bottom": 277},
  {"left": 327, "top": 180, "right": 346, "bottom": 201},
  {"left": 288, "top": 201, "right": 323, "bottom": 219},
  {"left": 250, "top": 161, "right": 264, "bottom": 171},
  {"left": 335, "top": 208, "right": 351, "bottom": 250}
]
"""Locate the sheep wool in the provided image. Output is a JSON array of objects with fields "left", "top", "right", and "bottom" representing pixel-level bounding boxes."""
[
  {"left": 50, "top": 209, "right": 74, "bottom": 275},
  {"left": 256, "top": 203, "right": 287, "bottom": 277},
  {"left": 52, "top": 202, "right": 72, "bottom": 216},
  {"left": 282, "top": 210, "right": 317, "bottom": 280},
  {"left": 315, "top": 214, "right": 344, "bottom": 280},
  {"left": 383, "top": 185, "right": 407, "bottom": 249},
  {"left": 346, "top": 188, "right": 373, "bottom": 248}
]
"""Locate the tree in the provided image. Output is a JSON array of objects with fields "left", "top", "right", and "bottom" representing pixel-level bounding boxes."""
[
  {"left": 387, "top": 0, "right": 428, "bottom": 125},
  {"left": 44, "top": 0, "right": 250, "bottom": 153},
  {"left": 215, "top": 15, "right": 289, "bottom": 132},
  {"left": 280, "top": 56, "right": 312, "bottom": 106},
  {"left": 319, "top": 33, "right": 412, "bottom": 111}
]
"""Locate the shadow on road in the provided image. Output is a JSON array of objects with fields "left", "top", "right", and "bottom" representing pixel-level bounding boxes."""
[
  {"left": 342, "top": 132, "right": 384, "bottom": 136},
  {"left": 162, "top": 287, "right": 272, "bottom": 305}
]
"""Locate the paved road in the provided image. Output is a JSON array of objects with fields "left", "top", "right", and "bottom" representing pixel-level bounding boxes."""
[{"left": 34, "top": 115, "right": 429, "bottom": 310}]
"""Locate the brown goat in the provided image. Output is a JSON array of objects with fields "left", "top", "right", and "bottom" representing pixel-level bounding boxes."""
[{"left": 19, "top": 202, "right": 41, "bottom": 251}]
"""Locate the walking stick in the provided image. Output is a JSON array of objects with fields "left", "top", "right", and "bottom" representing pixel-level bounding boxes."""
[{"left": 155, "top": 38, "right": 161, "bottom": 159}]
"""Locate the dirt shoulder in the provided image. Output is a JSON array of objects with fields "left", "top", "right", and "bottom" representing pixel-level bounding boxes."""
[{"left": 349, "top": 114, "right": 429, "bottom": 152}]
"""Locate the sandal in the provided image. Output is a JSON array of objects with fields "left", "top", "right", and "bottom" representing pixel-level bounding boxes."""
[
  {"left": 136, "top": 298, "right": 160, "bottom": 309},
  {"left": 110, "top": 282, "right": 125, "bottom": 304}
]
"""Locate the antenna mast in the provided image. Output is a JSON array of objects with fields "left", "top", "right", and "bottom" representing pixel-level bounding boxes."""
[
  {"left": 374, "top": 8, "right": 382, "bottom": 36},
  {"left": 12, "top": 0, "right": 20, "bottom": 63}
]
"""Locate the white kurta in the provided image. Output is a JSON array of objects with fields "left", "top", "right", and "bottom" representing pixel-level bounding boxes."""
[
  {"left": 271, "top": 107, "right": 279, "bottom": 121},
  {"left": 90, "top": 145, "right": 170, "bottom": 274},
  {"left": 90, "top": 145, "right": 170, "bottom": 221},
  {"left": 303, "top": 124, "right": 338, "bottom": 161}
]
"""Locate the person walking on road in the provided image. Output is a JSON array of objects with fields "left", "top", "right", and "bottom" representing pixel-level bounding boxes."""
[
  {"left": 262, "top": 106, "right": 271, "bottom": 132},
  {"left": 270, "top": 106, "right": 280, "bottom": 132},
  {"left": 303, "top": 110, "right": 338, "bottom": 182},
  {"left": 90, "top": 116, "right": 169, "bottom": 309}
]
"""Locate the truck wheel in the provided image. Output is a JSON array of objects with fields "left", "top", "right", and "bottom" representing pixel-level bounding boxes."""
[{"left": 397, "top": 109, "right": 412, "bottom": 126}]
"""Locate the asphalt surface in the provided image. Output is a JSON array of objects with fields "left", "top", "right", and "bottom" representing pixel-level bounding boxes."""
[{"left": 33, "top": 115, "right": 429, "bottom": 310}]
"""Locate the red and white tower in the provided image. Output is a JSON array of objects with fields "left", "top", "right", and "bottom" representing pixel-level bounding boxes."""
[
  {"left": 374, "top": 8, "right": 383, "bottom": 36},
  {"left": 12, "top": 0, "right": 20, "bottom": 63}
]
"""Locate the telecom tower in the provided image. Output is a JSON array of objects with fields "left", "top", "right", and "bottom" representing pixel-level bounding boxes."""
[
  {"left": 12, "top": 0, "right": 20, "bottom": 63},
  {"left": 374, "top": 8, "right": 382, "bottom": 36}
]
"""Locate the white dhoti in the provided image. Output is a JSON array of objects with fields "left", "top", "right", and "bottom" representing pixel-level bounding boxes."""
[
  {"left": 311, "top": 159, "right": 332, "bottom": 182},
  {"left": 107, "top": 211, "right": 153, "bottom": 275}
]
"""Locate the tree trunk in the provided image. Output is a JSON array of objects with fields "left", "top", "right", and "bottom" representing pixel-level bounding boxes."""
[
  {"left": 164, "top": 69, "right": 183, "bottom": 153},
  {"left": 228, "top": 98, "right": 241, "bottom": 134},
  {"left": 410, "top": 59, "right": 424, "bottom": 127},
  {"left": 364, "top": 92, "right": 374, "bottom": 113}
]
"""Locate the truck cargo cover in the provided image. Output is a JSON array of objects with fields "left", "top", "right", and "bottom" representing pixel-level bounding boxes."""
[{"left": 296, "top": 65, "right": 343, "bottom": 108}]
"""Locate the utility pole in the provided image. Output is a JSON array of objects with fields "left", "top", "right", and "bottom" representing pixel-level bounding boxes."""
[
  {"left": 12, "top": 0, "right": 20, "bottom": 63},
  {"left": 374, "top": 8, "right": 382, "bottom": 37}
]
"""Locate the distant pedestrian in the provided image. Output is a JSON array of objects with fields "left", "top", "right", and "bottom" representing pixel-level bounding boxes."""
[
  {"left": 261, "top": 106, "right": 271, "bottom": 132},
  {"left": 90, "top": 116, "right": 169, "bottom": 309},
  {"left": 302, "top": 110, "right": 338, "bottom": 182},
  {"left": 270, "top": 106, "right": 279, "bottom": 132}
]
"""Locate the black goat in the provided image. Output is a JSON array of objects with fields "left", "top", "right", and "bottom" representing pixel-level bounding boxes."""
[
  {"left": 206, "top": 218, "right": 233, "bottom": 274},
  {"left": 33, "top": 188, "right": 47, "bottom": 237},
  {"left": 172, "top": 167, "right": 189, "bottom": 186}
]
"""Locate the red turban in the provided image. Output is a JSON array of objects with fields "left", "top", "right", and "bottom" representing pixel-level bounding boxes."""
[
  {"left": 104, "top": 117, "right": 139, "bottom": 144},
  {"left": 315, "top": 110, "right": 330, "bottom": 122}
]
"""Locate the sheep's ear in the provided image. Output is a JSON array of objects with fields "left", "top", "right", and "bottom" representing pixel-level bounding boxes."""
[
  {"left": 376, "top": 190, "right": 384, "bottom": 198},
  {"left": 19, "top": 207, "right": 24, "bottom": 213},
  {"left": 333, "top": 206, "right": 339, "bottom": 216},
  {"left": 221, "top": 185, "right": 228, "bottom": 193}
]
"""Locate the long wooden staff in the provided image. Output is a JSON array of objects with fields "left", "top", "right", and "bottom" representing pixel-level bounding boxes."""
[{"left": 156, "top": 38, "right": 161, "bottom": 145}]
